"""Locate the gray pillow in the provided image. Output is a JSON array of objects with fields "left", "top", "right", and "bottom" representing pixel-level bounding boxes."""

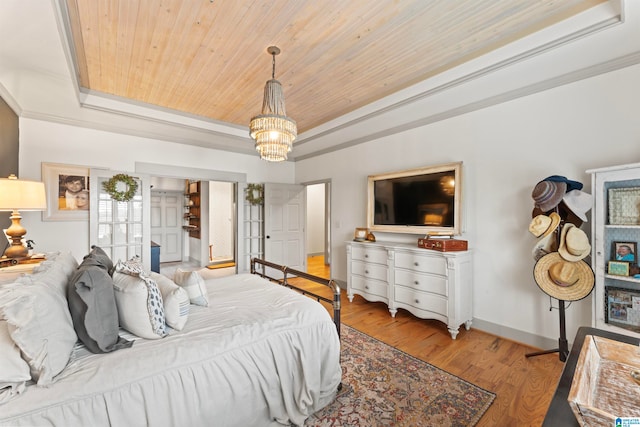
[
  {"left": 83, "top": 245, "right": 114, "bottom": 275},
  {"left": 67, "top": 260, "right": 132, "bottom": 353}
]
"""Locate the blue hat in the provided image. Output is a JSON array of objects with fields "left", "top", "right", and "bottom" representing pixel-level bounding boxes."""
[{"left": 543, "top": 175, "right": 583, "bottom": 192}]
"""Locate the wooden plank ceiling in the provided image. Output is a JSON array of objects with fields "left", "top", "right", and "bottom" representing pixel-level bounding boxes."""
[{"left": 65, "top": 0, "right": 604, "bottom": 133}]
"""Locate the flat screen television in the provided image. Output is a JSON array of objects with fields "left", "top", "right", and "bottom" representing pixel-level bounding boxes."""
[{"left": 367, "top": 162, "right": 463, "bottom": 235}]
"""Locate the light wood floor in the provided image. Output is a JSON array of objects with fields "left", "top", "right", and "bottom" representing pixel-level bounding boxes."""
[{"left": 300, "top": 255, "right": 565, "bottom": 426}]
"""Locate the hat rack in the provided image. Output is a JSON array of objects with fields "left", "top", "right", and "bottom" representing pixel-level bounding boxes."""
[
  {"left": 526, "top": 208, "right": 570, "bottom": 362},
  {"left": 527, "top": 177, "right": 595, "bottom": 363}
]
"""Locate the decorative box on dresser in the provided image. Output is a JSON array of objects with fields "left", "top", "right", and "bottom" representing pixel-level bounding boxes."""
[
  {"left": 346, "top": 241, "right": 473, "bottom": 339},
  {"left": 588, "top": 162, "right": 640, "bottom": 339}
]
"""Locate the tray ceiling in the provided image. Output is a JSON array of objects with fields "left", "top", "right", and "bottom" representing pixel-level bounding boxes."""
[{"left": 64, "top": 0, "right": 605, "bottom": 134}]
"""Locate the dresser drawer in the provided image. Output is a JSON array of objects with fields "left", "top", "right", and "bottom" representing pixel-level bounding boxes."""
[
  {"left": 394, "top": 269, "right": 447, "bottom": 297},
  {"left": 395, "top": 286, "right": 448, "bottom": 316},
  {"left": 351, "top": 275, "right": 388, "bottom": 299},
  {"left": 395, "top": 252, "right": 447, "bottom": 276},
  {"left": 351, "top": 260, "right": 387, "bottom": 281},
  {"left": 351, "top": 245, "right": 388, "bottom": 265}
]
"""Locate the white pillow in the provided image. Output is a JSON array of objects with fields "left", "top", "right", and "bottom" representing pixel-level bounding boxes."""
[
  {"left": 112, "top": 272, "right": 166, "bottom": 339},
  {"left": 0, "top": 320, "right": 31, "bottom": 404},
  {"left": 174, "top": 269, "right": 209, "bottom": 307},
  {"left": 150, "top": 272, "right": 190, "bottom": 331},
  {"left": 0, "top": 282, "right": 77, "bottom": 386}
]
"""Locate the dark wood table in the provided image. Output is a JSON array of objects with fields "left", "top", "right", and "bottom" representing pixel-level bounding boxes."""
[{"left": 542, "top": 326, "right": 640, "bottom": 426}]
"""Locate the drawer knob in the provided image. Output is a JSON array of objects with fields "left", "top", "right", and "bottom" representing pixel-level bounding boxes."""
[
  {"left": 414, "top": 262, "right": 419, "bottom": 266},
  {"left": 414, "top": 299, "right": 420, "bottom": 304},
  {"left": 365, "top": 254, "right": 369, "bottom": 258},
  {"left": 414, "top": 280, "right": 419, "bottom": 285},
  {"left": 365, "top": 270, "right": 369, "bottom": 274},
  {"left": 365, "top": 285, "right": 369, "bottom": 290}
]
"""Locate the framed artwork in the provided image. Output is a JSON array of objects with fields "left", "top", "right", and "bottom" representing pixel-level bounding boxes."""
[
  {"left": 42, "top": 163, "right": 90, "bottom": 221},
  {"left": 354, "top": 227, "right": 368, "bottom": 241},
  {"left": 612, "top": 241, "right": 637, "bottom": 263},
  {"left": 608, "top": 260, "right": 630, "bottom": 276},
  {"left": 605, "top": 286, "right": 640, "bottom": 332}
]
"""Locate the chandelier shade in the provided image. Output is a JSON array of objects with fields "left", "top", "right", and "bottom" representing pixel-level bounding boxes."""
[{"left": 249, "top": 47, "right": 297, "bottom": 162}]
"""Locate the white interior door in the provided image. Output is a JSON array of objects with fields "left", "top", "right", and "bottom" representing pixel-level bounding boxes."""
[
  {"left": 150, "top": 190, "right": 182, "bottom": 263},
  {"left": 90, "top": 169, "right": 151, "bottom": 271},
  {"left": 264, "top": 183, "right": 305, "bottom": 275}
]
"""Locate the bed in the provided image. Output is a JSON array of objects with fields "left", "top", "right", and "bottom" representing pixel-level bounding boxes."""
[{"left": 0, "top": 253, "right": 342, "bottom": 427}]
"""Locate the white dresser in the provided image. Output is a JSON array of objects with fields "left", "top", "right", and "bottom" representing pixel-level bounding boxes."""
[{"left": 346, "top": 241, "right": 473, "bottom": 339}]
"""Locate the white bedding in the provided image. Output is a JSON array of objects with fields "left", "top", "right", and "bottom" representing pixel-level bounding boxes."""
[{"left": 0, "top": 273, "right": 341, "bottom": 427}]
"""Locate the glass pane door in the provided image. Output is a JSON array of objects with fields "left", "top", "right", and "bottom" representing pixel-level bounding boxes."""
[{"left": 90, "top": 169, "right": 151, "bottom": 270}]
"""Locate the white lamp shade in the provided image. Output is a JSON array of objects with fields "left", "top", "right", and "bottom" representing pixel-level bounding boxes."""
[{"left": 0, "top": 177, "right": 47, "bottom": 211}]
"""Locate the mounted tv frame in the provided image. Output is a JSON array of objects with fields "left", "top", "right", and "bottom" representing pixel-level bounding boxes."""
[{"left": 367, "top": 161, "right": 463, "bottom": 236}]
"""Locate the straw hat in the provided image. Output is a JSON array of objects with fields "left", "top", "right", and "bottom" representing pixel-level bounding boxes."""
[
  {"left": 562, "top": 190, "right": 593, "bottom": 223},
  {"left": 532, "top": 180, "right": 566, "bottom": 212},
  {"left": 558, "top": 223, "right": 591, "bottom": 262},
  {"left": 533, "top": 253, "right": 594, "bottom": 301}
]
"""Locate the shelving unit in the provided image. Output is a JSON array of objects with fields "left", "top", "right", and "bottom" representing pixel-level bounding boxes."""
[
  {"left": 588, "top": 162, "right": 640, "bottom": 339},
  {"left": 184, "top": 180, "right": 201, "bottom": 239}
]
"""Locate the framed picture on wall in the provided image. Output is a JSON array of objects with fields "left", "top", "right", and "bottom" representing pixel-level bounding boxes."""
[{"left": 42, "top": 163, "right": 90, "bottom": 221}]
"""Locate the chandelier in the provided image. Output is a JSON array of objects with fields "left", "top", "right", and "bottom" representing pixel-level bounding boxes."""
[{"left": 249, "top": 46, "right": 297, "bottom": 162}]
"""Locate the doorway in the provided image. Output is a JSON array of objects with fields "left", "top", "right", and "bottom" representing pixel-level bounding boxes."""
[{"left": 305, "top": 181, "right": 331, "bottom": 278}]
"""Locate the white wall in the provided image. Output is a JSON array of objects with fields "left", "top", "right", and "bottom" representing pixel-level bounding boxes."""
[
  {"left": 17, "top": 117, "right": 295, "bottom": 262},
  {"left": 296, "top": 62, "right": 640, "bottom": 348}
]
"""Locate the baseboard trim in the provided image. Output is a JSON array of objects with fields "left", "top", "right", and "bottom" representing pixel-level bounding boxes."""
[{"left": 471, "top": 318, "right": 560, "bottom": 350}]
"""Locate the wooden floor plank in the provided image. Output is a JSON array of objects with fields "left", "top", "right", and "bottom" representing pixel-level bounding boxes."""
[{"left": 294, "top": 255, "right": 565, "bottom": 426}]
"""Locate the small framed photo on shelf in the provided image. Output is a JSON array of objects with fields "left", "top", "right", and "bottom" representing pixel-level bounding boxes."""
[
  {"left": 605, "top": 286, "right": 640, "bottom": 332},
  {"left": 612, "top": 241, "right": 637, "bottom": 263},
  {"left": 354, "top": 228, "right": 368, "bottom": 242},
  {"left": 608, "top": 260, "right": 631, "bottom": 276}
]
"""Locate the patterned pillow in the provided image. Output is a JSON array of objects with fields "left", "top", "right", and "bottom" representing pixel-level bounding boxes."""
[
  {"left": 112, "top": 259, "right": 166, "bottom": 339},
  {"left": 173, "top": 269, "right": 209, "bottom": 307},
  {"left": 150, "top": 272, "right": 190, "bottom": 331}
]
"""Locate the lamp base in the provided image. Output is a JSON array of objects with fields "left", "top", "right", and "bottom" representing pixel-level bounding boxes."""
[{"left": 3, "top": 209, "right": 28, "bottom": 259}]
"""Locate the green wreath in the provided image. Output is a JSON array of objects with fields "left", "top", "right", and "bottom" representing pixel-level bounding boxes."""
[
  {"left": 245, "top": 183, "right": 264, "bottom": 206},
  {"left": 102, "top": 174, "right": 139, "bottom": 202}
]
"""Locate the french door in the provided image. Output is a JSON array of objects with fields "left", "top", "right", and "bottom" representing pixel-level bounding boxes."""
[{"left": 89, "top": 169, "right": 151, "bottom": 271}]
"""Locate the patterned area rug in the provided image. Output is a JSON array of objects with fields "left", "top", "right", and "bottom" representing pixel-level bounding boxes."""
[{"left": 306, "top": 325, "right": 495, "bottom": 426}]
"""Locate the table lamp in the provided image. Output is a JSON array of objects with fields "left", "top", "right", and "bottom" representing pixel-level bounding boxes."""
[{"left": 0, "top": 174, "right": 47, "bottom": 259}]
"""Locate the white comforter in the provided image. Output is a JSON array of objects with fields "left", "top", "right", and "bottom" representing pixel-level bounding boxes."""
[{"left": 0, "top": 273, "right": 341, "bottom": 427}]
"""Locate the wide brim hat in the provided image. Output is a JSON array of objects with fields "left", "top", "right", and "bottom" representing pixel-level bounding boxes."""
[
  {"left": 562, "top": 189, "right": 593, "bottom": 223},
  {"left": 558, "top": 223, "right": 591, "bottom": 262},
  {"left": 532, "top": 180, "right": 566, "bottom": 212},
  {"left": 533, "top": 252, "right": 594, "bottom": 301}
]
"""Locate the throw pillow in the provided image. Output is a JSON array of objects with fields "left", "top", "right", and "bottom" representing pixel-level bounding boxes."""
[
  {"left": 0, "top": 320, "right": 30, "bottom": 404},
  {"left": 0, "top": 281, "right": 77, "bottom": 386},
  {"left": 173, "top": 268, "right": 209, "bottom": 307},
  {"left": 150, "top": 272, "right": 190, "bottom": 331},
  {"left": 112, "top": 271, "right": 166, "bottom": 339},
  {"left": 83, "top": 246, "right": 114, "bottom": 274},
  {"left": 67, "top": 258, "right": 133, "bottom": 353}
]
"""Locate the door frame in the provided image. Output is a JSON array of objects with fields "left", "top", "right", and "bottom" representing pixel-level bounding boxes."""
[
  {"left": 303, "top": 179, "right": 332, "bottom": 276},
  {"left": 135, "top": 162, "right": 246, "bottom": 270}
]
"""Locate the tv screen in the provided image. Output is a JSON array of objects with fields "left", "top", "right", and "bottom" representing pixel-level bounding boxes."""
[{"left": 367, "top": 162, "right": 462, "bottom": 235}]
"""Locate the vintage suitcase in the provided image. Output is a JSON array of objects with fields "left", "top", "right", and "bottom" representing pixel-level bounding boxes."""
[{"left": 418, "top": 236, "right": 468, "bottom": 252}]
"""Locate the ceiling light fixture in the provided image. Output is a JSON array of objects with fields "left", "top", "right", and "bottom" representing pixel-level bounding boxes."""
[{"left": 249, "top": 46, "right": 297, "bottom": 162}]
